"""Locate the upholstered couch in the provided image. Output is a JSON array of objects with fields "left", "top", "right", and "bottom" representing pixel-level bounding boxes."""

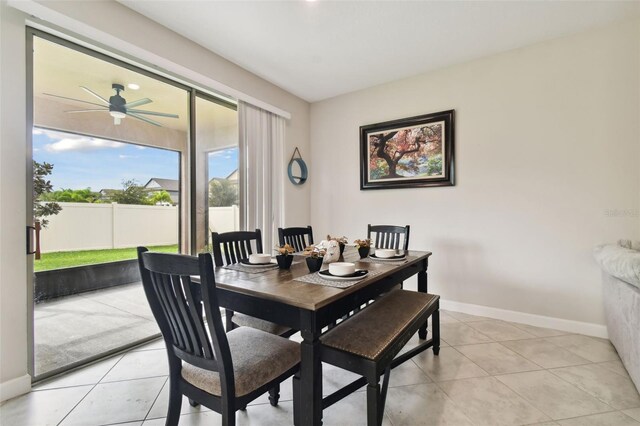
[{"left": 594, "top": 243, "right": 640, "bottom": 392}]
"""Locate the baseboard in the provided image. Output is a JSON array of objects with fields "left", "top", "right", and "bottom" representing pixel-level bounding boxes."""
[
  {"left": 440, "top": 299, "right": 609, "bottom": 339},
  {"left": 0, "top": 374, "right": 31, "bottom": 402}
]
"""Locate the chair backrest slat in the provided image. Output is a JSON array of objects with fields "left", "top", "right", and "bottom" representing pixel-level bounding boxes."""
[
  {"left": 368, "top": 224, "right": 411, "bottom": 251},
  {"left": 211, "top": 230, "right": 263, "bottom": 266},
  {"left": 278, "top": 226, "right": 314, "bottom": 252},
  {"left": 137, "top": 247, "right": 233, "bottom": 384}
]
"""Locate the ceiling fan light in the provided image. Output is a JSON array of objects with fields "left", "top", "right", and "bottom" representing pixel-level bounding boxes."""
[{"left": 110, "top": 111, "right": 126, "bottom": 119}]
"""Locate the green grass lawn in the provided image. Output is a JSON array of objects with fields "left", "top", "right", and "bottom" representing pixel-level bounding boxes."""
[{"left": 34, "top": 244, "right": 179, "bottom": 272}]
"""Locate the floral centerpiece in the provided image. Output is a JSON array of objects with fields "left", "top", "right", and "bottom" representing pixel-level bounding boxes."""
[
  {"left": 274, "top": 243, "right": 294, "bottom": 269},
  {"left": 327, "top": 234, "right": 348, "bottom": 256},
  {"left": 303, "top": 245, "right": 326, "bottom": 272},
  {"left": 354, "top": 238, "right": 372, "bottom": 258}
]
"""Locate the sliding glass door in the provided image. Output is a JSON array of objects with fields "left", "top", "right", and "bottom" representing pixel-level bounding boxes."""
[{"left": 28, "top": 31, "right": 190, "bottom": 379}]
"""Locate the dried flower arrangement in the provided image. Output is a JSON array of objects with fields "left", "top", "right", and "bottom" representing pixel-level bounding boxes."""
[
  {"left": 353, "top": 239, "right": 372, "bottom": 249},
  {"left": 274, "top": 243, "right": 294, "bottom": 256},
  {"left": 303, "top": 245, "right": 326, "bottom": 258}
]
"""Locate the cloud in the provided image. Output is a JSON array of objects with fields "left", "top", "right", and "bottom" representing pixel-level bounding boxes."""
[
  {"left": 32, "top": 129, "right": 43, "bottom": 135},
  {"left": 135, "top": 146, "right": 146, "bottom": 150},
  {"left": 44, "top": 137, "right": 125, "bottom": 152},
  {"left": 119, "top": 154, "right": 138, "bottom": 159}
]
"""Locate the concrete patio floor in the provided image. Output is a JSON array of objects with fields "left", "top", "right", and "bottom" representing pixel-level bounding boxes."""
[{"left": 34, "top": 282, "right": 160, "bottom": 377}]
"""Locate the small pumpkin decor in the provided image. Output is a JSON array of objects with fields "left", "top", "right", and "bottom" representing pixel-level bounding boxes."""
[
  {"left": 327, "top": 235, "right": 348, "bottom": 256},
  {"left": 274, "top": 244, "right": 294, "bottom": 269},
  {"left": 354, "top": 238, "right": 372, "bottom": 259},
  {"left": 303, "top": 245, "right": 326, "bottom": 273}
]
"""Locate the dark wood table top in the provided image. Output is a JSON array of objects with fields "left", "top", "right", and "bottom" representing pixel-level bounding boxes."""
[{"left": 212, "top": 249, "right": 432, "bottom": 311}]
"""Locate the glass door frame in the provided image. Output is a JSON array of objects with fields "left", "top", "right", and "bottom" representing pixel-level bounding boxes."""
[{"left": 26, "top": 27, "right": 237, "bottom": 382}]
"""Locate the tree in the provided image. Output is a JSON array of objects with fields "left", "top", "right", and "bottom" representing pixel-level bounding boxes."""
[
  {"left": 149, "top": 190, "right": 173, "bottom": 205},
  {"left": 33, "top": 160, "right": 61, "bottom": 227},
  {"left": 209, "top": 178, "right": 238, "bottom": 207},
  {"left": 40, "top": 187, "right": 101, "bottom": 203},
  {"left": 108, "top": 179, "right": 152, "bottom": 205},
  {"left": 369, "top": 124, "right": 442, "bottom": 178}
]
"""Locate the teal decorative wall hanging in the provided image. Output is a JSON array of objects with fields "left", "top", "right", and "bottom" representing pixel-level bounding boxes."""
[{"left": 288, "top": 147, "right": 308, "bottom": 185}]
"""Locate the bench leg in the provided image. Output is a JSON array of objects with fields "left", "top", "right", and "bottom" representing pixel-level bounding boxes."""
[
  {"left": 366, "top": 381, "right": 382, "bottom": 426},
  {"left": 432, "top": 308, "right": 440, "bottom": 356}
]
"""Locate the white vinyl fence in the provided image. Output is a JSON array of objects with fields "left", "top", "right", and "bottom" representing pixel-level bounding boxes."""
[{"left": 39, "top": 202, "right": 239, "bottom": 253}]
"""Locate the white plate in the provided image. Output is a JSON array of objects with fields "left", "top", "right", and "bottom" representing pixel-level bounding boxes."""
[
  {"left": 369, "top": 254, "right": 406, "bottom": 261},
  {"left": 239, "top": 259, "right": 277, "bottom": 268},
  {"left": 318, "top": 269, "right": 368, "bottom": 281}
]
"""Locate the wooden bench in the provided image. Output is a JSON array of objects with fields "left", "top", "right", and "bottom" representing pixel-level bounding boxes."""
[{"left": 317, "top": 289, "right": 440, "bottom": 426}]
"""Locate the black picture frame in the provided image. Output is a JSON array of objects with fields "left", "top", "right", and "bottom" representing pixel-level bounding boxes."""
[{"left": 360, "top": 109, "right": 455, "bottom": 190}]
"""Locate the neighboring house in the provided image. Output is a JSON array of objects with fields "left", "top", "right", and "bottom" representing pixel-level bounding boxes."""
[
  {"left": 98, "top": 188, "right": 118, "bottom": 200},
  {"left": 143, "top": 178, "right": 180, "bottom": 204},
  {"left": 226, "top": 169, "right": 238, "bottom": 182}
]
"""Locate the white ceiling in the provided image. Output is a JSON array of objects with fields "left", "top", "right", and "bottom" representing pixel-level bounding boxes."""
[{"left": 119, "top": 1, "right": 640, "bottom": 103}]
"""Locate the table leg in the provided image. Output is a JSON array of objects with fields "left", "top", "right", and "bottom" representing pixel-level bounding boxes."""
[
  {"left": 418, "top": 259, "right": 429, "bottom": 339},
  {"left": 300, "top": 330, "right": 323, "bottom": 426}
]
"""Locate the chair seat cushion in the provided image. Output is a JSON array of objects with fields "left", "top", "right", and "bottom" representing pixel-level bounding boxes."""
[
  {"left": 232, "top": 312, "right": 292, "bottom": 336},
  {"left": 321, "top": 290, "right": 439, "bottom": 361},
  {"left": 181, "top": 327, "right": 299, "bottom": 397}
]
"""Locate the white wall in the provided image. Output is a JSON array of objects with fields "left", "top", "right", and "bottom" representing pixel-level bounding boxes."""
[
  {"left": 0, "top": 0, "right": 310, "bottom": 401},
  {"left": 310, "top": 20, "right": 640, "bottom": 330},
  {"left": 0, "top": 1, "right": 31, "bottom": 401}
]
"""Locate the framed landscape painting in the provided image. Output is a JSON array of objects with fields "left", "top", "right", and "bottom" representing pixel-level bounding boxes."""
[{"left": 360, "top": 110, "right": 455, "bottom": 190}]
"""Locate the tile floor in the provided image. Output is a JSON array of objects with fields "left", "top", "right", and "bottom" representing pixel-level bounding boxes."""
[{"left": 2, "top": 310, "right": 639, "bottom": 426}]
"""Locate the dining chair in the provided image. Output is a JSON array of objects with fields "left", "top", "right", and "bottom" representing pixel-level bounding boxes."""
[
  {"left": 278, "top": 225, "right": 314, "bottom": 252},
  {"left": 137, "top": 247, "right": 300, "bottom": 426},
  {"left": 367, "top": 224, "right": 410, "bottom": 251},
  {"left": 211, "top": 229, "right": 296, "bottom": 338}
]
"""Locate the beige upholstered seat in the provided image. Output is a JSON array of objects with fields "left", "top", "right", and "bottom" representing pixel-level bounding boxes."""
[
  {"left": 181, "top": 327, "right": 300, "bottom": 397},
  {"left": 321, "top": 290, "right": 439, "bottom": 361},
  {"left": 231, "top": 313, "right": 292, "bottom": 336}
]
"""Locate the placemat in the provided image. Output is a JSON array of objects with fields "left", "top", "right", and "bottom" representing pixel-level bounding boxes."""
[
  {"left": 223, "top": 263, "right": 279, "bottom": 274},
  {"left": 359, "top": 255, "right": 414, "bottom": 265},
  {"left": 222, "top": 259, "right": 304, "bottom": 274},
  {"left": 294, "top": 269, "right": 383, "bottom": 289}
]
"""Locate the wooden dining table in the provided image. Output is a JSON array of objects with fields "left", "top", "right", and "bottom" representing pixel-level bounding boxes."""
[{"left": 212, "top": 248, "right": 433, "bottom": 426}]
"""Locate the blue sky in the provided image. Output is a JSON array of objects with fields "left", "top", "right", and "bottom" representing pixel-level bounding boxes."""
[{"left": 33, "top": 128, "right": 238, "bottom": 190}]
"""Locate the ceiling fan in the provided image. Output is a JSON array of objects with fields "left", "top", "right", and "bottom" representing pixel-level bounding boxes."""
[{"left": 43, "top": 83, "right": 179, "bottom": 127}]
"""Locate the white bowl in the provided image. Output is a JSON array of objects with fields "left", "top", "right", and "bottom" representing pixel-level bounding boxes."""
[
  {"left": 249, "top": 254, "right": 272, "bottom": 264},
  {"left": 375, "top": 249, "right": 397, "bottom": 258},
  {"left": 329, "top": 262, "right": 356, "bottom": 276}
]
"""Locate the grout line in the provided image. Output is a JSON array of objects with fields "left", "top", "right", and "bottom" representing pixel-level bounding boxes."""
[
  {"left": 55, "top": 352, "right": 126, "bottom": 426},
  {"left": 142, "top": 376, "right": 169, "bottom": 422}
]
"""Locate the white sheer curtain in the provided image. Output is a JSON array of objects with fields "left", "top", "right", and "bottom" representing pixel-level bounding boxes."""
[{"left": 238, "top": 101, "right": 285, "bottom": 251}]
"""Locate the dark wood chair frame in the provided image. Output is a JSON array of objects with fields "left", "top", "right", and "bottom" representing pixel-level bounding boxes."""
[
  {"left": 367, "top": 224, "right": 411, "bottom": 251},
  {"left": 137, "top": 247, "right": 300, "bottom": 426},
  {"left": 320, "top": 297, "right": 440, "bottom": 426},
  {"left": 211, "top": 229, "right": 264, "bottom": 267},
  {"left": 278, "top": 226, "right": 314, "bottom": 252}
]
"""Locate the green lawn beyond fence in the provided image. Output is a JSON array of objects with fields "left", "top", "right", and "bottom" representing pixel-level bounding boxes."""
[{"left": 34, "top": 244, "right": 179, "bottom": 272}]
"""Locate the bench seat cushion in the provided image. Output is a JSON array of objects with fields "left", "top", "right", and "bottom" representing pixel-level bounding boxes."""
[
  {"left": 232, "top": 312, "right": 292, "bottom": 336},
  {"left": 321, "top": 289, "right": 439, "bottom": 361},
  {"left": 181, "top": 327, "right": 299, "bottom": 397}
]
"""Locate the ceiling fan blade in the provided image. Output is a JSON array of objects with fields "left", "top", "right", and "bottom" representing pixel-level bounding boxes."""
[
  {"left": 80, "top": 86, "right": 111, "bottom": 105},
  {"left": 43, "top": 93, "right": 107, "bottom": 108},
  {"left": 127, "top": 109, "right": 179, "bottom": 119},
  {"left": 65, "top": 109, "right": 109, "bottom": 113},
  {"left": 124, "top": 98, "right": 152, "bottom": 108},
  {"left": 127, "top": 112, "right": 162, "bottom": 127}
]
